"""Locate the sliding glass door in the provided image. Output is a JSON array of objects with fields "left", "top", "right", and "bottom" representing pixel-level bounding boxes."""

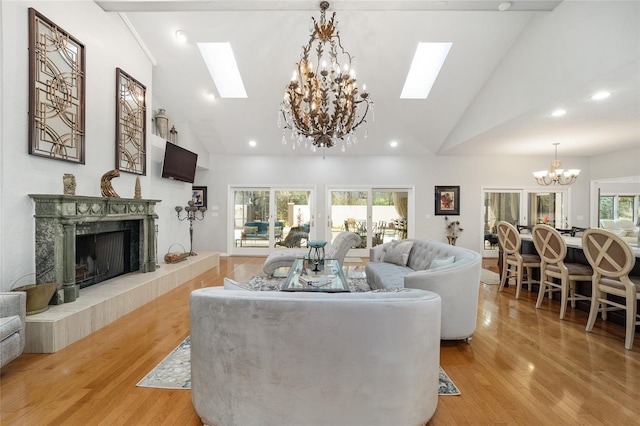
[
  {"left": 483, "top": 190, "right": 522, "bottom": 257},
  {"left": 230, "top": 186, "right": 313, "bottom": 255},
  {"left": 328, "top": 187, "right": 412, "bottom": 256},
  {"left": 273, "top": 189, "right": 312, "bottom": 250},
  {"left": 482, "top": 188, "right": 568, "bottom": 257}
]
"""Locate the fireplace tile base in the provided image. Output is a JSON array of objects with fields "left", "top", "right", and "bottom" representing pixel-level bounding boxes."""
[{"left": 24, "top": 251, "right": 220, "bottom": 353}]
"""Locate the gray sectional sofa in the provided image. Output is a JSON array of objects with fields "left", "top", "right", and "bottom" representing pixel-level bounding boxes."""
[
  {"left": 1, "top": 291, "right": 26, "bottom": 368},
  {"left": 366, "top": 238, "right": 482, "bottom": 341},
  {"left": 190, "top": 287, "right": 441, "bottom": 426}
]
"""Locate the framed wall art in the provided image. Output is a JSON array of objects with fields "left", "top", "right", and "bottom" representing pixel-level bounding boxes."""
[
  {"left": 192, "top": 186, "right": 207, "bottom": 209},
  {"left": 435, "top": 186, "right": 460, "bottom": 216},
  {"left": 115, "top": 68, "right": 146, "bottom": 175},
  {"left": 28, "top": 8, "right": 86, "bottom": 164}
]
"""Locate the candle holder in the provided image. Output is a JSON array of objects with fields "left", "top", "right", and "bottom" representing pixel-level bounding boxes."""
[{"left": 175, "top": 200, "right": 206, "bottom": 256}]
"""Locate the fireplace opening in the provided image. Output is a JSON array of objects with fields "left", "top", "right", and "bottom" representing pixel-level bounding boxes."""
[{"left": 75, "top": 231, "right": 132, "bottom": 289}]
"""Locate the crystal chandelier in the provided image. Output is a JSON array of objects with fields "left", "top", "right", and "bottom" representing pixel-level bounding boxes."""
[
  {"left": 533, "top": 143, "right": 580, "bottom": 185},
  {"left": 278, "top": 1, "right": 373, "bottom": 157}
]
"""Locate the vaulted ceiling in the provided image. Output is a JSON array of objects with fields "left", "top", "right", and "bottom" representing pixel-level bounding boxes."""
[{"left": 97, "top": 1, "right": 640, "bottom": 158}]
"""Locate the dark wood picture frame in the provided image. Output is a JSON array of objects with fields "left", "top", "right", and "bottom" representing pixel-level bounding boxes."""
[
  {"left": 435, "top": 186, "right": 460, "bottom": 216},
  {"left": 192, "top": 186, "right": 207, "bottom": 208},
  {"left": 115, "top": 68, "right": 146, "bottom": 175},
  {"left": 28, "top": 8, "right": 86, "bottom": 164}
]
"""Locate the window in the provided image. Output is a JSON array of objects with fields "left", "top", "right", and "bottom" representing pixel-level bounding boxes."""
[{"left": 599, "top": 194, "right": 640, "bottom": 224}]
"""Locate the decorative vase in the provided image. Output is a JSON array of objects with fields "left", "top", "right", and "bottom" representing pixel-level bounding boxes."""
[
  {"left": 155, "top": 108, "right": 169, "bottom": 139},
  {"left": 63, "top": 173, "right": 76, "bottom": 195},
  {"left": 447, "top": 236, "right": 457, "bottom": 246}
]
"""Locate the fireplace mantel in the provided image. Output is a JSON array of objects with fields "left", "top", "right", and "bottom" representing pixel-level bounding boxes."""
[{"left": 29, "top": 195, "right": 161, "bottom": 304}]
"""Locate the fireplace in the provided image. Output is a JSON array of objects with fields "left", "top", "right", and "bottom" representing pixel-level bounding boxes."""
[
  {"left": 29, "top": 195, "right": 160, "bottom": 304},
  {"left": 75, "top": 228, "right": 136, "bottom": 289}
]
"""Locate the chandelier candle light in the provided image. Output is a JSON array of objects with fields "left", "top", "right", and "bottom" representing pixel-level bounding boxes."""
[
  {"left": 278, "top": 1, "right": 373, "bottom": 158},
  {"left": 533, "top": 143, "right": 580, "bottom": 186},
  {"left": 175, "top": 200, "right": 206, "bottom": 256}
]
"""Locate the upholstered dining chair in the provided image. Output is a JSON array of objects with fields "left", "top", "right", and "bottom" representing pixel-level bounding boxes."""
[
  {"left": 532, "top": 224, "right": 592, "bottom": 320},
  {"left": 497, "top": 221, "right": 541, "bottom": 299},
  {"left": 582, "top": 228, "right": 640, "bottom": 350}
]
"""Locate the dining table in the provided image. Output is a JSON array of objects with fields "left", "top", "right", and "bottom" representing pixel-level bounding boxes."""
[{"left": 517, "top": 233, "right": 640, "bottom": 329}]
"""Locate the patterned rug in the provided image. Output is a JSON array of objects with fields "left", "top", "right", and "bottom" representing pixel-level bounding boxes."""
[
  {"left": 481, "top": 268, "right": 500, "bottom": 285},
  {"left": 137, "top": 336, "right": 460, "bottom": 396}
]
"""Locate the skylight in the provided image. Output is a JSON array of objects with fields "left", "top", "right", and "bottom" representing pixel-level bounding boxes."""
[
  {"left": 400, "top": 42, "right": 452, "bottom": 99},
  {"left": 197, "top": 42, "right": 247, "bottom": 98}
]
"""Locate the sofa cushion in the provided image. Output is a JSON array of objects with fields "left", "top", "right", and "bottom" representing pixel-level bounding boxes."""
[
  {"left": 429, "top": 256, "right": 455, "bottom": 270},
  {"left": 600, "top": 219, "right": 616, "bottom": 229},
  {"left": 383, "top": 240, "right": 414, "bottom": 266},
  {"left": 0, "top": 315, "right": 22, "bottom": 341},
  {"left": 365, "top": 262, "right": 413, "bottom": 289},
  {"left": 243, "top": 226, "right": 259, "bottom": 235}
]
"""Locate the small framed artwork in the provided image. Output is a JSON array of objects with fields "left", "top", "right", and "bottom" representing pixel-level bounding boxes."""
[
  {"left": 435, "top": 186, "right": 460, "bottom": 216},
  {"left": 192, "top": 186, "right": 207, "bottom": 208}
]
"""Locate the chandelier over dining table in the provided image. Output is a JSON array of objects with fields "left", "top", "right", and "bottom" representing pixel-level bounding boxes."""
[
  {"left": 533, "top": 143, "right": 580, "bottom": 186},
  {"left": 278, "top": 1, "right": 373, "bottom": 156}
]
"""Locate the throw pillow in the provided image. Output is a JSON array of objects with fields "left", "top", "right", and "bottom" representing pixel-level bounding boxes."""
[
  {"left": 243, "top": 226, "right": 259, "bottom": 235},
  {"left": 429, "top": 256, "right": 455, "bottom": 270},
  {"left": 384, "top": 241, "right": 414, "bottom": 266}
]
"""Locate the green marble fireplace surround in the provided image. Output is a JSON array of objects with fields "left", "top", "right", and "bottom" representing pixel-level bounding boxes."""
[{"left": 29, "top": 195, "right": 160, "bottom": 305}]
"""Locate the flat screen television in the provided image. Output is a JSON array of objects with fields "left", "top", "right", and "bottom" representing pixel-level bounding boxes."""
[{"left": 161, "top": 142, "right": 198, "bottom": 183}]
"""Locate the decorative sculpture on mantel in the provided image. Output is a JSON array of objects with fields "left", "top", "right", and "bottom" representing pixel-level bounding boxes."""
[
  {"left": 100, "top": 169, "right": 120, "bottom": 198},
  {"left": 134, "top": 176, "right": 142, "bottom": 199},
  {"left": 176, "top": 200, "right": 206, "bottom": 256},
  {"left": 63, "top": 173, "right": 76, "bottom": 195}
]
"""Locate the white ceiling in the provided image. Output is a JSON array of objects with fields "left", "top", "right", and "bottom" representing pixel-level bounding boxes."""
[{"left": 97, "top": 0, "right": 640, "bottom": 159}]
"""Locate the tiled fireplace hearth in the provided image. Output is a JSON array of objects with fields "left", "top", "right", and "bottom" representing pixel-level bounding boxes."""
[
  {"left": 29, "top": 195, "right": 160, "bottom": 305},
  {"left": 25, "top": 195, "right": 221, "bottom": 353}
]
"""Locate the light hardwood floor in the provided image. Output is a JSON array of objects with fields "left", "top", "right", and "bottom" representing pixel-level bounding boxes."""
[{"left": 1, "top": 256, "right": 639, "bottom": 425}]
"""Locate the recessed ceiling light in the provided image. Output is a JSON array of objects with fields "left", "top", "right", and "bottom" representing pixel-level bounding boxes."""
[
  {"left": 498, "top": 2, "right": 512, "bottom": 12},
  {"left": 197, "top": 42, "right": 248, "bottom": 98},
  {"left": 551, "top": 109, "right": 566, "bottom": 117},
  {"left": 390, "top": 140, "right": 398, "bottom": 147},
  {"left": 175, "top": 30, "right": 187, "bottom": 43},
  {"left": 400, "top": 42, "right": 452, "bottom": 99},
  {"left": 249, "top": 140, "right": 257, "bottom": 147},
  {"left": 591, "top": 91, "right": 611, "bottom": 100},
  {"left": 204, "top": 90, "right": 216, "bottom": 101}
]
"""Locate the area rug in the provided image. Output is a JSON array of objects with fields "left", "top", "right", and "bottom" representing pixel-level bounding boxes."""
[
  {"left": 481, "top": 268, "right": 500, "bottom": 285},
  {"left": 137, "top": 337, "right": 460, "bottom": 396}
]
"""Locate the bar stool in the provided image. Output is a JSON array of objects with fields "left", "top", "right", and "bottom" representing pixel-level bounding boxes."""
[
  {"left": 532, "top": 224, "right": 592, "bottom": 319},
  {"left": 497, "top": 221, "right": 541, "bottom": 299},
  {"left": 582, "top": 228, "right": 640, "bottom": 350}
]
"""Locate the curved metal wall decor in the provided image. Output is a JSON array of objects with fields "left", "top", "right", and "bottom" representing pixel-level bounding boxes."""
[
  {"left": 115, "top": 68, "right": 147, "bottom": 175},
  {"left": 28, "top": 8, "right": 86, "bottom": 164}
]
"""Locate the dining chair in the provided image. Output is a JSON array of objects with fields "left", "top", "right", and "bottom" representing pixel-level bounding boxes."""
[
  {"left": 532, "top": 224, "right": 592, "bottom": 319},
  {"left": 582, "top": 228, "right": 640, "bottom": 350},
  {"left": 496, "top": 221, "right": 541, "bottom": 299}
]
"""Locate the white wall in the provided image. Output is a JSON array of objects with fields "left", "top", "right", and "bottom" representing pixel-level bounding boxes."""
[
  {"left": 192, "top": 152, "right": 598, "bottom": 256},
  {"left": 0, "top": 1, "right": 195, "bottom": 291}
]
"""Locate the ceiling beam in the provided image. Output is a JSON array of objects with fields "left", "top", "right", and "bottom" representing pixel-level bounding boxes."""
[{"left": 96, "top": 0, "right": 562, "bottom": 13}]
